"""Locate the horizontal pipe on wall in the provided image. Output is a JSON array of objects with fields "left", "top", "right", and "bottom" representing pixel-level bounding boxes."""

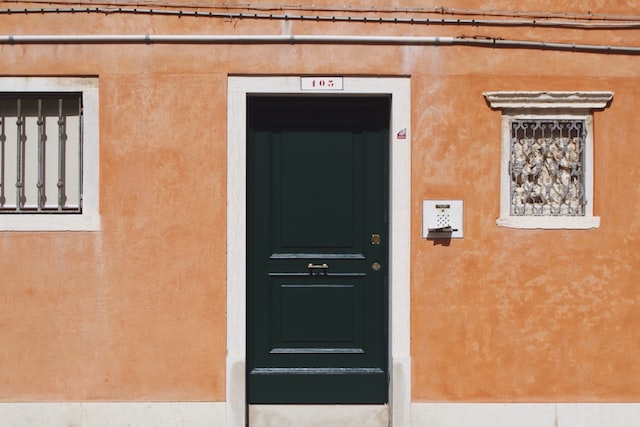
[{"left": 1, "top": 34, "right": 640, "bottom": 54}]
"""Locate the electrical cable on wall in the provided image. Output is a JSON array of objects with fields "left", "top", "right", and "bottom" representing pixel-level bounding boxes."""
[
  {"left": 2, "top": 0, "right": 640, "bottom": 23},
  {"left": 3, "top": 5, "right": 640, "bottom": 30}
]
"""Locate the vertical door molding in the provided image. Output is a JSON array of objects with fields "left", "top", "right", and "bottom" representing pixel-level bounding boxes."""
[{"left": 227, "top": 76, "right": 411, "bottom": 427}]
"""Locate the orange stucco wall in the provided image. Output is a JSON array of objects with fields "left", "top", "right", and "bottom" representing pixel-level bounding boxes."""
[{"left": 1, "top": 0, "right": 640, "bottom": 402}]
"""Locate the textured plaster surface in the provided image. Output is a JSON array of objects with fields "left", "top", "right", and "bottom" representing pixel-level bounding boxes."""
[{"left": 1, "top": 0, "right": 640, "bottom": 404}]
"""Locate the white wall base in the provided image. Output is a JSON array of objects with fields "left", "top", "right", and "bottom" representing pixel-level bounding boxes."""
[
  {"left": 412, "top": 403, "right": 640, "bottom": 427},
  {"left": 0, "top": 402, "right": 225, "bottom": 427},
  {"left": 2, "top": 402, "right": 640, "bottom": 426}
]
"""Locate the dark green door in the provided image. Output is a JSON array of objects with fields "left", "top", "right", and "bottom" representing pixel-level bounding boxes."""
[{"left": 247, "top": 96, "right": 389, "bottom": 404}]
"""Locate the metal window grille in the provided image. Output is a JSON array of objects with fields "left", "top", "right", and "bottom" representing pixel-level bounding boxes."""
[
  {"left": 510, "top": 120, "right": 586, "bottom": 216},
  {"left": 0, "top": 93, "right": 82, "bottom": 213}
]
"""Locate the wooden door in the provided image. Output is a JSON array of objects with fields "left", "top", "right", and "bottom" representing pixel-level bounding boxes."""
[{"left": 247, "top": 96, "right": 389, "bottom": 404}]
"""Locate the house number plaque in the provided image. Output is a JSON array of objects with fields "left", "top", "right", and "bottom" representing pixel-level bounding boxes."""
[{"left": 300, "top": 76, "right": 344, "bottom": 91}]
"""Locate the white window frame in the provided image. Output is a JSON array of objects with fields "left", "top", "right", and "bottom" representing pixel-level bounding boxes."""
[
  {"left": 483, "top": 91, "right": 613, "bottom": 229},
  {"left": 0, "top": 77, "right": 99, "bottom": 231}
]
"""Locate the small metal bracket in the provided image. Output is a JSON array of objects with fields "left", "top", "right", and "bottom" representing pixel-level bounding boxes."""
[{"left": 427, "top": 226, "right": 458, "bottom": 233}]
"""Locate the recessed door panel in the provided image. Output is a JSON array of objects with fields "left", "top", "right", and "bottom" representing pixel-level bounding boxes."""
[
  {"left": 278, "top": 131, "right": 360, "bottom": 250},
  {"left": 278, "top": 282, "right": 358, "bottom": 344}
]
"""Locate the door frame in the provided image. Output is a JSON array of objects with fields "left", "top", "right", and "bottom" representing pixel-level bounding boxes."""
[{"left": 226, "top": 76, "right": 411, "bottom": 427}]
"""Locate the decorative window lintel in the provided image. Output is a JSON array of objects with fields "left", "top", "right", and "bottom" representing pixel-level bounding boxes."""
[{"left": 483, "top": 91, "right": 613, "bottom": 111}]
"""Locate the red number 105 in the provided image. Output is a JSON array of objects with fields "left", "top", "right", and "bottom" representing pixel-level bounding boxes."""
[{"left": 312, "top": 79, "right": 334, "bottom": 88}]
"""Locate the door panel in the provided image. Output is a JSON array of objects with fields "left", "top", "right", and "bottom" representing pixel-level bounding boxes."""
[
  {"left": 269, "top": 275, "right": 366, "bottom": 352},
  {"left": 276, "top": 281, "right": 359, "bottom": 345},
  {"left": 278, "top": 130, "right": 359, "bottom": 250},
  {"left": 247, "top": 96, "right": 389, "bottom": 404}
]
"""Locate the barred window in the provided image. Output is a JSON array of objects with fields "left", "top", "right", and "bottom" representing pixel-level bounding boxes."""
[
  {"left": 510, "top": 120, "right": 585, "bottom": 216},
  {"left": 483, "top": 91, "right": 613, "bottom": 229},
  {"left": 0, "top": 94, "right": 82, "bottom": 213},
  {"left": 0, "top": 78, "right": 99, "bottom": 231}
]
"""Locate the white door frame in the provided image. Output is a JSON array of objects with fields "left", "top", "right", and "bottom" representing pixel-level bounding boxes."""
[{"left": 226, "top": 76, "right": 411, "bottom": 427}]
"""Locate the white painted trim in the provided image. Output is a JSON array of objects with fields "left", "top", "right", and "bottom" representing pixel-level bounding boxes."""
[
  {"left": 0, "top": 77, "right": 100, "bottom": 231},
  {"left": 0, "top": 402, "right": 225, "bottom": 426},
  {"left": 226, "top": 76, "right": 411, "bottom": 427},
  {"left": 411, "top": 403, "right": 640, "bottom": 427}
]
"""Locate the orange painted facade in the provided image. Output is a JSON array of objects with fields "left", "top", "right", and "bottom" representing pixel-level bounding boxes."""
[{"left": 1, "top": 0, "right": 640, "bottom": 406}]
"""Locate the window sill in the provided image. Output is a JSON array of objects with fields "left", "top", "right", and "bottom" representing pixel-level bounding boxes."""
[
  {"left": 496, "top": 216, "right": 600, "bottom": 230},
  {"left": 0, "top": 214, "right": 101, "bottom": 231}
]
